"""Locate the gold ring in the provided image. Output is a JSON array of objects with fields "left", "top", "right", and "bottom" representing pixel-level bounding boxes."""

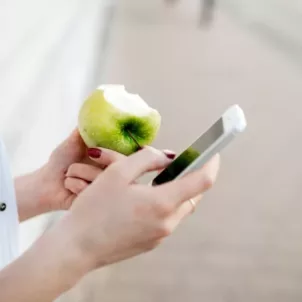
[{"left": 189, "top": 198, "right": 196, "bottom": 213}]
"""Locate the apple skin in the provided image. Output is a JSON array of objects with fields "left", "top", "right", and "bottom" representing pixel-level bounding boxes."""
[{"left": 78, "top": 88, "right": 161, "bottom": 155}]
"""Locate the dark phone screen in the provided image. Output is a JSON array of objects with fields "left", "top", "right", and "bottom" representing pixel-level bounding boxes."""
[{"left": 152, "top": 118, "right": 224, "bottom": 185}]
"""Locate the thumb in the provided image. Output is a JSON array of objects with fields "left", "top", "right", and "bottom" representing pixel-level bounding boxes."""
[
  {"left": 61, "top": 128, "right": 86, "bottom": 150},
  {"left": 87, "top": 147, "right": 127, "bottom": 168},
  {"left": 50, "top": 128, "right": 86, "bottom": 168},
  {"left": 106, "top": 147, "right": 173, "bottom": 183}
]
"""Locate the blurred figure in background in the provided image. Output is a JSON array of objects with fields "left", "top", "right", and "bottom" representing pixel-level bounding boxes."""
[
  {"left": 164, "top": 0, "right": 216, "bottom": 26},
  {"left": 200, "top": 0, "right": 216, "bottom": 26}
]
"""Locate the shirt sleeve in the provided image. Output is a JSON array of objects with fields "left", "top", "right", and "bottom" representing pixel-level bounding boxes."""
[{"left": 0, "top": 139, "right": 19, "bottom": 269}]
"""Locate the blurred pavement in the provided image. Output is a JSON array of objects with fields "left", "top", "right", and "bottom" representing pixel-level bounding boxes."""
[
  {"left": 222, "top": 0, "right": 302, "bottom": 68},
  {"left": 59, "top": 0, "right": 302, "bottom": 301}
]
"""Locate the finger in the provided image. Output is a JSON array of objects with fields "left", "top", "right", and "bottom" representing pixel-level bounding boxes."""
[
  {"left": 175, "top": 194, "right": 203, "bottom": 220},
  {"left": 52, "top": 128, "right": 86, "bottom": 168},
  {"left": 107, "top": 147, "right": 173, "bottom": 183},
  {"left": 159, "top": 195, "right": 203, "bottom": 236},
  {"left": 87, "top": 147, "right": 126, "bottom": 167},
  {"left": 147, "top": 150, "right": 177, "bottom": 186},
  {"left": 162, "top": 149, "right": 176, "bottom": 160},
  {"left": 64, "top": 177, "right": 89, "bottom": 195},
  {"left": 66, "top": 163, "right": 102, "bottom": 182},
  {"left": 61, "top": 128, "right": 85, "bottom": 149},
  {"left": 154, "top": 154, "right": 220, "bottom": 208},
  {"left": 157, "top": 150, "right": 176, "bottom": 173}
]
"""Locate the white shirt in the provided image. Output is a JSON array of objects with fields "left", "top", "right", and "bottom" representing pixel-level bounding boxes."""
[{"left": 0, "top": 139, "right": 19, "bottom": 269}]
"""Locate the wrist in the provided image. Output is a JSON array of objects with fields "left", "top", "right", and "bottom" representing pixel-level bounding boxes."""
[
  {"left": 0, "top": 215, "right": 91, "bottom": 301},
  {"left": 14, "top": 166, "right": 47, "bottom": 221},
  {"left": 25, "top": 214, "right": 93, "bottom": 294},
  {"left": 51, "top": 213, "right": 96, "bottom": 276}
]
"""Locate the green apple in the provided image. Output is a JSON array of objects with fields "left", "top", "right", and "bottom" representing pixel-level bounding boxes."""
[{"left": 78, "top": 85, "right": 161, "bottom": 155}]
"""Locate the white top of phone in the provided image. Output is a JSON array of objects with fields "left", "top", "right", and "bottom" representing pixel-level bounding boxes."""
[
  {"left": 175, "top": 104, "right": 247, "bottom": 178},
  {"left": 223, "top": 104, "right": 247, "bottom": 134},
  {"left": 152, "top": 104, "right": 247, "bottom": 186}
]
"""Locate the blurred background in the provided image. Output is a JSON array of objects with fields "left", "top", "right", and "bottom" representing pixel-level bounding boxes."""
[{"left": 1, "top": 0, "right": 302, "bottom": 301}]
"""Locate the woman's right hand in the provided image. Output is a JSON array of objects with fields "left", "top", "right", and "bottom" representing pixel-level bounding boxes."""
[
  {"left": 0, "top": 147, "right": 220, "bottom": 302},
  {"left": 61, "top": 147, "right": 220, "bottom": 272}
]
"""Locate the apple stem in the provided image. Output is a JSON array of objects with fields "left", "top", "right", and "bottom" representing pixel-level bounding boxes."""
[{"left": 126, "top": 130, "right": 142, "bottom": 150}]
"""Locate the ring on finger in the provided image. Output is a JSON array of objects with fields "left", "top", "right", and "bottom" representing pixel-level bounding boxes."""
[{"left": 188, "top": 198, "right": 197, "bottom": 214}]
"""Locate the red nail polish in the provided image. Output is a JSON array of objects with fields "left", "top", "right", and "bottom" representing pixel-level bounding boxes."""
[
  {"left": 164, "top": 151, "right": 176, "bottom": 159},
  {"left": 87, "top": 148, "right": 102, "bottom": 158}
]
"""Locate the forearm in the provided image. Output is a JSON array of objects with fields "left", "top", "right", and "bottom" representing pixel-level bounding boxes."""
[
  {"left": 0, "top": 218, "right": 89, "bottom": 302},
  {"left": 14, "top": 167, "right": 46, "bottom": 222}
]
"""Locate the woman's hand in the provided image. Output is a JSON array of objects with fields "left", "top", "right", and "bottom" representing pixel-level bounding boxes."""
[
  {"left": 15, "top": 129, "right": 125, "bottom": 221},
  {"left": 64, "top": 148, "right": 125, "bottom": 196},
  {"left": 1, "top": 147, "right": 220, "bottom": 302},
  {"left": 63, "top": 147, "right": 220, "bottom": 270},
  {"left": 64, "top": 148, "right": 177, "bottom": 196}
]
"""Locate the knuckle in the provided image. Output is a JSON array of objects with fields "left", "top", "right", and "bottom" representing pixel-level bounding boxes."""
[
  {"left": 146, "top": 239, "right": 162, "bottom": 251},
  {"left": 142, "top": 146, "right": 157, "bottom": 156},
  {"left": 66, "top": 164, "right": 77, "bottom": 176},
  {"left": 154, "top": 221, "right": 172, "bottom": 239},
  {"left": 87, "top": 165, "right": 100, "bottom": 177},
  {"left": 92, "top": 168, "right": 102, "bottom": 179},
  {"left": 153, "top": 199, "right": 173, "bottom": 217},
  {"left": 105, "top": 163, "right": 122, "bottom": 179},
  {"left": 79, "top": 180, "right": 88, "bottom": 190},
  {"left": 73, "top": 179, "right": 88, "bottom": 194},
  {"left": 143, "top": 147, "right": 165, "bottom": 163},
  {"left": 203, "top": 174, "right": 215, "bottom": 191},
  {"left": 64, "top": 177, "right": 71, "bottom": 188}
]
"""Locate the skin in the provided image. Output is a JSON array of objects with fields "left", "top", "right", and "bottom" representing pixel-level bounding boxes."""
[
  {"left": 14, "top": 129, "right": 125, "bottom": 221},
  {"left": 2, "top": 129, "right": 220, "bottom": 302}
]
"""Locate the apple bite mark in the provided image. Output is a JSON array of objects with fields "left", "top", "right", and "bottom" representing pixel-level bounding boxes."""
[{"left": 78, "top": 85, "right": 162, "bottom": 155}]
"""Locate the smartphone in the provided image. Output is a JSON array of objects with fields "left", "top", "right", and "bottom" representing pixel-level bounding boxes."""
[{"left": 152, "top": 104, "right": 247, "bottom": 186}]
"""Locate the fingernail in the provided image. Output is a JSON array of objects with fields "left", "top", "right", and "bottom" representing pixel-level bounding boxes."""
[
  {"left": 163, "top": 150, "right": 176, "bottom": 159},
  {"left": 87, "top": 148, "right": 102, "bottom": 158}
]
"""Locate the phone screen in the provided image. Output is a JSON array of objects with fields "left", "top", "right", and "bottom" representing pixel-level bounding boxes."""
[{"left": 152, "top": 118, "right": 224, "bottom": 186}]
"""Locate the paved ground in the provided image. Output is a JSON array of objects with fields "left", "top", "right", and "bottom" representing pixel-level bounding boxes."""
[
  {"left": 222, "top": 0, "right": 302, "bottom": 69},
  {"left": 59, "top": 0, "right": 302, "bottom": 301}
]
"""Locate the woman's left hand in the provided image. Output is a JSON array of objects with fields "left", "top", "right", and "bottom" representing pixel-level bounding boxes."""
[
  {"left": 64, "top": 148, "right": 120, "bottom": 197},
  {"left": 43, "top": 129, "right": 127, "bottom": 211},
  {"left": 15, "top": 129, "right": 125, "bottom": 221}
]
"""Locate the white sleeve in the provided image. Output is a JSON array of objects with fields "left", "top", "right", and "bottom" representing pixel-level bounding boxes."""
[{"left": 0, "top": 139, "right": 19, "bottom": 269}]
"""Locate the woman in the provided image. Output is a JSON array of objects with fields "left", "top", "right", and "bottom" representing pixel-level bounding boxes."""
[{"left": 0, "top": 128, "right": 220, "bottom": 301}]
